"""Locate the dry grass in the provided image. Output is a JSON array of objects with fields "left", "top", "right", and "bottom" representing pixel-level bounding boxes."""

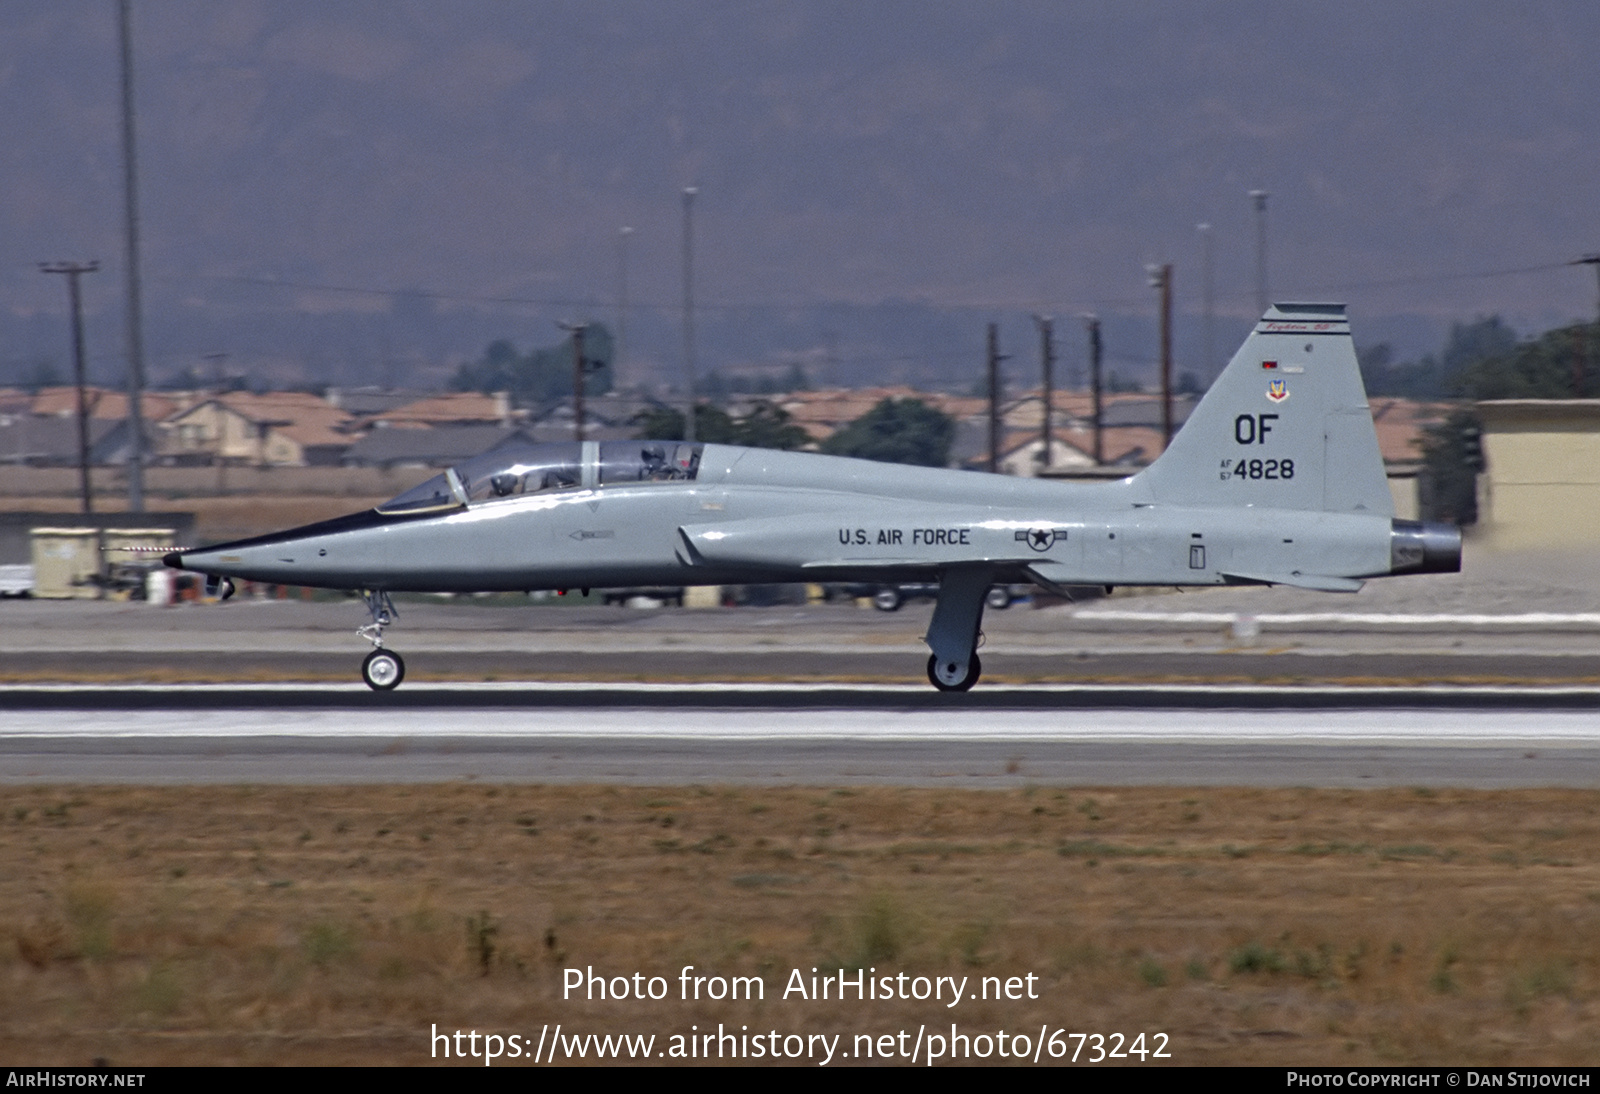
[{"left": 3, "top": 784, "right": 1599, "bottom": 1066}]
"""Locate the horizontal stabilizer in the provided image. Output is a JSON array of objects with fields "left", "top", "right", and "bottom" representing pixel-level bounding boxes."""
[
  {"left": 1222, "top": 571, "right": 1365, "bottom": 593},
  {"left": 1025, "top": 561, "right": 1079, "bottom": 594}
]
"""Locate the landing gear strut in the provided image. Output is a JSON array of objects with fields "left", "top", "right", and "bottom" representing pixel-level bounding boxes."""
[
  {"left": 358, "top": 590, "right": 405, "bottom": 691},
  {"left": 923, "top": 566, "right": 993, "bottom": 692}
]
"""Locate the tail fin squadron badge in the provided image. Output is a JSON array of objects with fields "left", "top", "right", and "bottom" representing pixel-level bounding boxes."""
[{"left": 1266, "top": 379, "right": 1289, "bottom": 403}]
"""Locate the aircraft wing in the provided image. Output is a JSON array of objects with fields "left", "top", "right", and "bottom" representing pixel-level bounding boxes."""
[{"left": 676, "top": 513, "right": 1059, "bottom": 571}]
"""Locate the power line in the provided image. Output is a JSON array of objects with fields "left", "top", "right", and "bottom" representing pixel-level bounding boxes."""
[
  {"left": 1300, "top": 260, "right": 1575, "bottom": 295},
  {"left": 171, "top": 255, "right": 1590, "bottom": 322}
]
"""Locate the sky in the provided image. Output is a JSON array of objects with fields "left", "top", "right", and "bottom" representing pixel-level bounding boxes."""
[{"left": 3, "top": 1, "right": 1598, "bottom": 388}]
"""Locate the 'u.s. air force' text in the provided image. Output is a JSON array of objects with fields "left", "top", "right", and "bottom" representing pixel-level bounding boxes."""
[{"left": 839, "top": 528, "right": 971, "bottom": 546}]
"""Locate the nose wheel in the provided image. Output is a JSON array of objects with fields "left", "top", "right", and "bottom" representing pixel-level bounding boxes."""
[
  {"left": 362, "top": 648, "right": 405, "bottom": 691},
  {"left": 357, "top": 590, "right": 405, "bottom": 690}
]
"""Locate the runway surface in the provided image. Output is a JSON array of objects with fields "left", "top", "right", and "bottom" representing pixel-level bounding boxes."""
[{"left": 3, "top": 682, "right": 1599, "bottom": 788}]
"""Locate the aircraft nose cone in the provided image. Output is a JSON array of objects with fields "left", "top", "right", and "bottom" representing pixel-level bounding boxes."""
[{"left": 162, "top": 551, "right": 185, "bottom": 569}]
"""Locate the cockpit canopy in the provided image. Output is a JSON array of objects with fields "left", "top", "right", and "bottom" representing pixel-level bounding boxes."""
[{"left": 376, "top": 440, "right": 705, "bottom": 514}]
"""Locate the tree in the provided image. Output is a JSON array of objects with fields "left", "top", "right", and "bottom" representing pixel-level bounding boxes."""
[
  {"left": 19, "top": 358, "right": 60, "bottom": 394},
  {"left": 453, "top": 326, "right": 615, "bottom": 406},
  {"left": 1452, "top": 321, "right": 1598, "bottom": 400},
  {"left": 1359, "top": 341, "right": 1443, "bottom": 397},
  {"left": 1359, "top": 317, "right": 1520, "bottom": 398},
  {"left": 819, "top": 397, "right": 954, "bottom": 467},
  {"left": 632, "top": 400, "right": 810, "bottom": 450},
  {"left": 1441, "top": 316, "right": 1520, "bottom": 378},
  {"left": 1418, "top": 409, "right": 1482, "bottom": 525}
]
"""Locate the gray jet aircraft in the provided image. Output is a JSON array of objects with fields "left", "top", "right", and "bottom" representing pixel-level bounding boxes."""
[{"left": 165, "top": 303, "right": 1460, "bottom": 691}]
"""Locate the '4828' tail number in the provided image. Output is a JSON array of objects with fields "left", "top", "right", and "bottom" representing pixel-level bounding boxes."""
[{"left": 1219, "top": 457, "right": 1294, "bottom": 482}]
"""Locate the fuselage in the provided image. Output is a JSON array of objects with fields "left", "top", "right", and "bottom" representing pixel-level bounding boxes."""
[{"left": 165, "top": 441, "right": 1451, "bottom": 594}]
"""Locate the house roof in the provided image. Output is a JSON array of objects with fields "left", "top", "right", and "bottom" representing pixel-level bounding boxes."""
[
  {"left": 342, "top": 425, "right": 535, "bottom": 466},
  {"left": 975, "top": 423, "right": 1167, "bottom": 470},
  {"left": 163, "top": 392, "right": 359, "bottom": 450},
  {"left": 777, "top": 388, "right": 985, "bottom": 441},
  {"left": 367, "top": 391, "right": 514, "bottom": 427},
  {"left": 1368, "top": 397, "right": 1452, "bottom": 464},
  {"left": 30, "top": 387, "right": 181, "bottom": 422},
  {"left": 0, "top": 415, "right": 120, "bottom": 463}
]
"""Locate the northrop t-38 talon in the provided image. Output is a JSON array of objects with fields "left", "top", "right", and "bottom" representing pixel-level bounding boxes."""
[{"left": 166, "top": 304, "right": 1460, "bottom": 691}]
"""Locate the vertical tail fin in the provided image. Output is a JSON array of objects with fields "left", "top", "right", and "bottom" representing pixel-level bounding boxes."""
[{"left": 1137, "top": 303, "right": 1392, "bottom": 516}]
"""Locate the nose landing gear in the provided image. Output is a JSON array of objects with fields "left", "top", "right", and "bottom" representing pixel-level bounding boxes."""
[
  {"left": 358, "top": 590, "right": 405, "bottom": 691},
  {"left": 362, "top": 647, "right": 405, "bottom": 690}
]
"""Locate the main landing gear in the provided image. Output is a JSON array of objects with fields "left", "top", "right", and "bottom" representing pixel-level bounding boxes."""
[
  {"left": 923, "top": 567, "right": 993, "bottom": 692},
  {"left": 358, "top": 590, "right": 405, "bottom": 691},
  {"left": 927, "top": 653, "right": 981, "bottom": 692}
]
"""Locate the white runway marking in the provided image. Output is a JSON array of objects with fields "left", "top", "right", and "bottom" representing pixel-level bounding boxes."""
[
  {"left": 1074, "top": 609, "right": 1600, "bottom": 627},
  {"left": 0, "top": 683, "right": 1596, "bottom": 745},
  {"left": 5, "top": 680, "right": 1600, "bottom": 698}
]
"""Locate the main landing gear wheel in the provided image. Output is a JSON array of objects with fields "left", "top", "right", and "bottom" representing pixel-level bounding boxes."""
[
  {"left": 927, "top": 653, "right": 981, "bottom": 692},
  {"left": 362, "top": 648, "right": 405, "bottom": 691}
]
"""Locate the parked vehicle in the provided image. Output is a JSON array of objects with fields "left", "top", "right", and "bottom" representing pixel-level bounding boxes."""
[
  {"left": 832, "top": 581, "right": 1025, "bottom": 612},
  {"left": 599, "top": 586, "right": 686, "bottom": 607},
  {"left": 0, "top": 564, "right": 33, "bottom": 597}
]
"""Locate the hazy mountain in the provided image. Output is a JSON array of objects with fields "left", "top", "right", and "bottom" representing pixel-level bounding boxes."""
[{"left": 3, "top": 2, "right": 1597, "bottom": 392}]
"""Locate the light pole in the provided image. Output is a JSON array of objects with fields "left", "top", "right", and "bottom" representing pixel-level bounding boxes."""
[
  {"left": 681, "top": 187, "right": 698, "bottom": 443},
  {"left": 39, "top": 260, "right": 99, "bottom": 514},
  {"left": 1249, "top": 189, "right": 1269, "bottom": 316}
]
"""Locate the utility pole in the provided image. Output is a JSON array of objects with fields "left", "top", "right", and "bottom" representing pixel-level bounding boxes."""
[
  {"left": 1083, "top": 314, "right": 1104, "bottom": 465},
  {"left": 681, "top": 187, "right": 698, "bottom": 443},
  {"left": 1198, "top": 222, "right": 1215, "bottom": 380},
  {"left": 39, "top": 261, "right": 100, "bottom": 514},
  {"left": 559, "top": 322, "right": 590, "bottom": 442},
  {"left": 203, "top": 352, "right": 229, "bottom": 494},
  {"left": 118, "top": 0, "right": 147, "bottom": 512},
  {"left": 617, "top": 226, "right": 633, "bottom": 385},
  {"left": 1249, "top": 189, "right": 1269, "bottom": 317},
  {"left": 986, "top": 323, "right": 1006, "bottom": 473},
  {"left": 1574, "top": 254, "right": 1600, "bottom": 398},
  {"left": 1148, "top": 263, "right": 1174, "bottom": 449},
  {"left": 1032, "top": 314, "right": 1054, "bottom": 475}
]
